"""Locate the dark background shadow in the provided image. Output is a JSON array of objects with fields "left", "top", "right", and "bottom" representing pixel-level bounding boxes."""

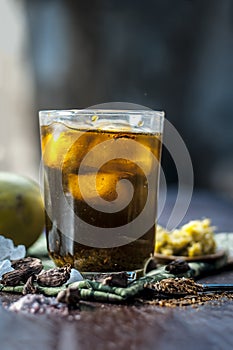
[{"left": 25, "top": 0, "right": 233, "bottom": 198}]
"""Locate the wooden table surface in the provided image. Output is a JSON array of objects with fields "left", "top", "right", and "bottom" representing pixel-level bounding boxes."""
[{"left": 0, "top": 190, "right": 233, "bottom": 350}]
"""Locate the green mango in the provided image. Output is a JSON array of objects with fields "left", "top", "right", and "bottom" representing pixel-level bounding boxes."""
[{"left": 0, "top": 172, "right": 45, "bottom": 248}]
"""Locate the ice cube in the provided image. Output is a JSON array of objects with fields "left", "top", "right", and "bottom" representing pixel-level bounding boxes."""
[
  {"left": 0, "top": 235, "right": 26, "bottom": 261},
  {"left": 10, "top": 245, "right": 26, "bottom": 260},
  {"left": 112, "top": 137, "right": 155, "bottom": 175},
  {"left": 67, "top": 173, "right": 133, "bottom": 213},
  {"left": 0, "top": 236, "right": 14, "bottom": 260},
  {"left": 76, "top": 135, "right": 156, "bottom": 176},
  {"left": 0, "top": 259, "right": 14, "bottom": 279},
  {"left": 43, "top": 127, "right": 83, "bottom": 169},
  {"left": 62, "top": 130, "right": 108, "bottom": 175},
  {"left": 68, "top": 173, "right": 120, "bottom": 202},
  {"left": 66, "top": 268, "right": 83, "bottom": 285}
]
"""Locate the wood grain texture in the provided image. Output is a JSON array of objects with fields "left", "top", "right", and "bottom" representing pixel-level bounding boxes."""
[
  {"left": 0, "top": 191, "right": 232, "bottom": 350},
  {"left": 1, "top": 294, "right": 233, "bottom": 350}
]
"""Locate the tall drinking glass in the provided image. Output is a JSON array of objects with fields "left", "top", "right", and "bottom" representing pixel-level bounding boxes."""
[{"left": 39, "top": 109, "right": 164, "bottom": 275}]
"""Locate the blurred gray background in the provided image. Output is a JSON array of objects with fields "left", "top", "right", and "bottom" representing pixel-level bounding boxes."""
[{"left": 0, "top": 0, "right": 232, "bottom": 200}]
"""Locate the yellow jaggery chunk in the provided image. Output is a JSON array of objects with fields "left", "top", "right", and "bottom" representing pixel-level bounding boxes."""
[{"left": 155, "top": 219, "right": 216, "bottom": 257}]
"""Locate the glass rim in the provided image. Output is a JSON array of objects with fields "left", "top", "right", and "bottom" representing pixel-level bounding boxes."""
[{"left": 39, "top": 108, "right": 165, "bottom": 119}]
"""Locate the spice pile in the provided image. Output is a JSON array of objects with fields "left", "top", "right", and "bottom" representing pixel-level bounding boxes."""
[
  {"left": 141, "top": 277, "right": 233, "bottom": 307},
  {"left": 8, "top": 294, "right": 70, "bottom": 316},
  {"left": 145, "top": 277, "right": 204, "bottom": 295},
  {"left": 143, "top": 292, "right": 233, "bottom": 308}
]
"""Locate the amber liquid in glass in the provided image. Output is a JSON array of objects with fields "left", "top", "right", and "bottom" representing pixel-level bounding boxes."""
[{"left": 41, "top": 122, "right": 162, "bottom": 272}]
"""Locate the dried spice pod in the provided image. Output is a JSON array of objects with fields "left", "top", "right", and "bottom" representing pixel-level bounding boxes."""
[
  {"left": 23, "top": 275, "right": 38, "bottom": 295},
  {"left": 1, "top": 258, "right": 43, "bottom": 286},
  {"left": 1, "top": 269, "right": 26, "bottom": 286},
  {"left": 11, "top": 257, "right": 43, "bottom": 275},
  {"left": 165, "top": 259, "right": 191, "bottom": 275},
  {"left": 101, "top": 272, "right": 128, "bottom": 288},
  {"left": 57, "top": 286, "right": 81, "bottom": 306},
  {"left": 37, "top": 265, "right": 71, "bottom": 287}
]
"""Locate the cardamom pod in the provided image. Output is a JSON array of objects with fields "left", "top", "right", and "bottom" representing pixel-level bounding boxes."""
[
  {"left": 1, "top": 269, "right": 26, "bottom": 286},
  {"left": 1, "top": 257, "right": 43, "bottom": 286},
  {"left": 11, "top": 257, "right": 43, "bottom": 276},
  {"left": 37, "top": 264, "right": 71, "bottom": 287}
]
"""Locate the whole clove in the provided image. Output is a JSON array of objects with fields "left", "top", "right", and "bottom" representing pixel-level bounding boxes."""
[
  {"left": 57, "top": 286, "right": 81, "bottom": 306},
  {"left": 101, "top": 272, "right": 128, "bottom": 288},
  {"left": 165, "top": 259, "right": 191, "bottom": 275}
]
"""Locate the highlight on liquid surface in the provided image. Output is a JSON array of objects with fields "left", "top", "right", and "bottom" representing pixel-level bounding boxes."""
[{"left": 41, "top": 121, "right": 162, "bottom": 272}]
